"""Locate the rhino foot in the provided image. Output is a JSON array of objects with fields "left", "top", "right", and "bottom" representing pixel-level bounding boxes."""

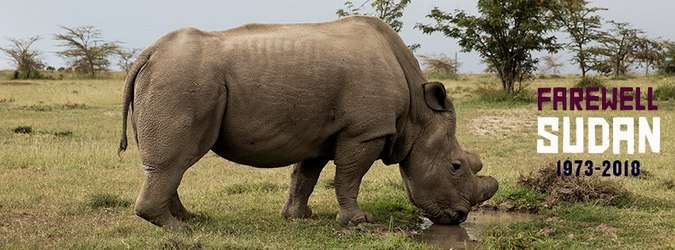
[
  {"left": 170, "top": 192, "right": 193, "bottom": 221},
  {"left": 164, "top": 219, "right": 191, "bottom": 231},
  {"left": 336, "top": 209, "right": 374, "bottom": 225},
  {"left": 281, "top": 202, "right": 313, "bottom": 219},
  {"left": 136, "top": 208, "right": 191, "bottom": 231}
]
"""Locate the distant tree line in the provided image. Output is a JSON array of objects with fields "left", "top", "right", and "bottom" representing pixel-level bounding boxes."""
[
  {"left": 3, "top": 1, "right": 674, "bottom": 86},
  {"left": 0, "top": 25, "right": 139, "bottom": 79},
  {"left": 339, "top": 0, "right": 675, "bottom": 94}
]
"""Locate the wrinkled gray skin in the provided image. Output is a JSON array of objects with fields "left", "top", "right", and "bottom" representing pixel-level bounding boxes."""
[{"left": 119, "top": 16, "right": 498, "bottom": 230}]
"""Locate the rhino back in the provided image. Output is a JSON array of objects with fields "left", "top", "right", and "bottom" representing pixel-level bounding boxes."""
[{"left": 138, "top": 17, "right": 411, "bottom": 167}]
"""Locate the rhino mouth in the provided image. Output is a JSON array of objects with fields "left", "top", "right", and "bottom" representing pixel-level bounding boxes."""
[{"left": 424, "top": 209, "right": 468, "bottom": 225}]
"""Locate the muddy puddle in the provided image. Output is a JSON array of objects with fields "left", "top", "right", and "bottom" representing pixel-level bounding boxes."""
[{"left": 414, "top": 211, "right": 535, "bottom": 249}]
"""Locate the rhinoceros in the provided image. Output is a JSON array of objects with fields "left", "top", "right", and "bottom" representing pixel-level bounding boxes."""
[{"left": 119, "top": 16, "right": 498, "bottom": 229}]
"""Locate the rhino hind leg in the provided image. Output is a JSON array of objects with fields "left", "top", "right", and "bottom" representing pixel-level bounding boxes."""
[
  {"left": 134, "top": 123, "right": 221, "bottom": 230},
  {"left": 334, "top": 137, "right": 386, "bottom": 225},
  {"left": 281, "top": 158, "right": 329, "bottom": 219},
  {"left": 135, "top": 165, "right": 191, "bottom": 230},
  {"left": 132, "top": 74, "right": 226, "bottom": 229}
]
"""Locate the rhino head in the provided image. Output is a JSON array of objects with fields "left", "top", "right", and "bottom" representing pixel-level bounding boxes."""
[{"left": 396, "top": 82, "right": 498, "bottom": 224}]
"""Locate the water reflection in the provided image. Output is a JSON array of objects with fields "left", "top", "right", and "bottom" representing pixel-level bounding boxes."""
[{"left": 415, "top": 211, "right": 535, "bottom": 249}]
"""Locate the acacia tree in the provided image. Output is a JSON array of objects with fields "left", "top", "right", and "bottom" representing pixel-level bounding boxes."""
[
  {"left": 337, "top": 0, "right": 410, "bottom": 32},
  {"left": 588, "top": 21, "right": 641, "bottom": 78},
  {"left": 539, "top": 55, "right": 564, "bottom": 77},
  {"left": 0, "top": 36, "right": 44, "bottom": 79},
  {"left": 419, "top": 53, "right": 461, "bottom": 79},
  {"left": 417, "top": 0, "right": 560, "bottom": 94},
  {"left": 54, "top": 25, "right": 119, "bottom": 77},
  {"left": 633, "top": 37, "right": 664, "bottom": 75},
  {"left": 551, "top": 0, "right": 605, "bottom": 79},
  {"left": 657, "top": 41, "right": 675, "bottom": 74},
  {"left": 336, "top": 0, "right": 419, "bottom": 51},
  {"left": 115, "top": 47, "right": 140, "bottom": 73}
]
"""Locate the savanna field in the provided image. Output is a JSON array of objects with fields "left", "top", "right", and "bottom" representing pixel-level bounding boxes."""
[{"left": 0, "top": 73, "right": 673, "bottom": 249}]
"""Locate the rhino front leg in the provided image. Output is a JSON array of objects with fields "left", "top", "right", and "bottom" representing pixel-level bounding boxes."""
[
  {"left": 334, "top": 138, "right": 385, "bottom": 225},
  {"left": 281, "top": 158, "right": 329, "bottom": 219},
  {"left": 169, "top": 191, "right": 191, "bottom": 221}
]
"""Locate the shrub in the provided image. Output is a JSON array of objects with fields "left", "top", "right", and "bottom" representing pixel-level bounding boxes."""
[
  {"left": 13, "top": 126, "right": 32, "bottom": 134},
  {"left": 654, "top": 83, "right": 675, "bottom": 101},
  {"left": 518, "top": 163, "right": 630, "bottom": 206},
  {"left": 61, "top": 101, "right": 87, "bottom": 109},
  {"left": 11, "top": 70, "right": 44, "bottom": 80},
  {"left": 575, "top": 76, "right": 605, "bottom": 88},
  {"left": 53, "top": 130, "right": 74, "bottom": 137},
  {"left": 419, "top": 54, "right": 460, "bottom": 80}
]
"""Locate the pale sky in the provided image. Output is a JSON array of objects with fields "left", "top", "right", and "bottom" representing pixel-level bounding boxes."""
[{"left": 1, "top": 0, "right": 673, "bottom": 73}]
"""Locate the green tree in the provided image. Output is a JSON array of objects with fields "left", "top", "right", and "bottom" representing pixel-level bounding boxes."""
[
  {"left": 657, "top": 41, "right": 675, "bottom": 74},
  {"left": 337, "top": 0, "right": 410, "bottom": 32},
  {"left": 0, "top": 36, "right": 45, "bottom": 79},
  {"left": 336, "top": 0, "right": 419, "bottom": 51},
  {"left": 550, "top": 0, "right": 605, "bottom": 79},
  {"left": 54, "top": 25, "right": 120, "bottom": 77},
  {"left": 416, "top": 0, "right": 560, "bottom": 94},
  {"left": 588, "top": 21, "right": 641, "bottom": 78},
  {"left": 633, "top": 37, "right": 664, "bottom": 75}
]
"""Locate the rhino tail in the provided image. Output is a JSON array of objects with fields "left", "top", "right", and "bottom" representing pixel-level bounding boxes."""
[{"left": 118, "top": 49, "right": 151, "bottom": 157}]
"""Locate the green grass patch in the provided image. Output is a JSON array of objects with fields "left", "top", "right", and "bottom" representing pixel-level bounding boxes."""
[
  {"left": 553, "top": 203, "right": 617, "bottom": 223},
  {"left": 486, "top": 184, "right": 545, "bottom": 212},
  {"left": 469, "top": 86, "right": 536, "bottom": 106},
  {"left": 361, "top": 194, "right": 420, "bottom": 229},
  {"left": 159, "top": 237, "right": 205, "bottom": 250},
  {"left": 87, "top": 193, "right": 132, "bottom": 209},
  {"left": 382, "top": 177, "right": 404, "bottom": 191},
  {"left": 222, "top": 181, "right": 287, "bottom": 195},
  {"left": 482, "top": 219, "right": 548, "bottom": 249},
  {"left": 575, "top": 76, "right": 606, "bottom": 88}
]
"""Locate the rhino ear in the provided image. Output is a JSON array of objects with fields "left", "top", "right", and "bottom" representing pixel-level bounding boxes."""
[{"left": 423, "top": 82, "right": 448, "bottom": 112}]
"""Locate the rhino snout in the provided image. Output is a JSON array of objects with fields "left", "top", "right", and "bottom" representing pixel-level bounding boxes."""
[{"left": 425, "top": 208, "right": 469, "bottom": 225}]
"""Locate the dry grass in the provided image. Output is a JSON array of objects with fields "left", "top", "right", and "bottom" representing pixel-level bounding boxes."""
[{"left": 518, "top": 163, "right": 630, "bottom": 206}]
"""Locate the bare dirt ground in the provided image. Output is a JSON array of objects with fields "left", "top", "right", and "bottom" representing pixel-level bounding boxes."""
[{"left": 470, "top": 108, "right": 537, "bottom": 138}]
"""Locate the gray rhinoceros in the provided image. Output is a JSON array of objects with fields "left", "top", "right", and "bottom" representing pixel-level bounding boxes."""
[{"left": 119, "top": 16, "right": 498, "bottom": 229}]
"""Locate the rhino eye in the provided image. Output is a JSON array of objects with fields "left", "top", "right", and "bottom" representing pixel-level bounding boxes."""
[{"left": 451, "top": 161, "right": 461, "bottom": 171}]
